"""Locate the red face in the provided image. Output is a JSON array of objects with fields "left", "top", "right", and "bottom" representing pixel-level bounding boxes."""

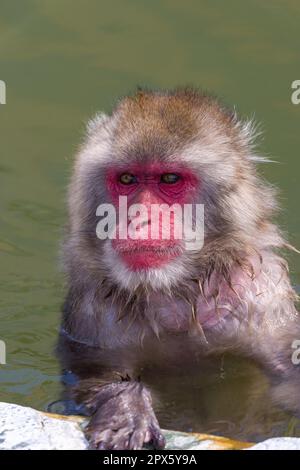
[{"left": 106, "top": 163, "right": 199, "bottom": 271}]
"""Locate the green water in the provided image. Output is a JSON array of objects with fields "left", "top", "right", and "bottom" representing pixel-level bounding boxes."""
[{"left": 0, "top": 0, "right": 299, "bottom": 441}]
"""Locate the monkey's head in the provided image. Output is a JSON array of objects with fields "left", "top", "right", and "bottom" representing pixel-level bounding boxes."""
[{"left": 67, "top": 88, "right": 277, "bottom": 293}]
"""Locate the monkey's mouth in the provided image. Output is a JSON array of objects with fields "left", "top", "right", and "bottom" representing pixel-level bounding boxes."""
[{"left": 113, "top": 242, "right": 182, "bottom": 270}]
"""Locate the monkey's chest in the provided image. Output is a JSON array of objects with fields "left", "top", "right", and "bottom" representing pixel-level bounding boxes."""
[{"left": 152, "top": 295, "right": 234, "bottom": 334}]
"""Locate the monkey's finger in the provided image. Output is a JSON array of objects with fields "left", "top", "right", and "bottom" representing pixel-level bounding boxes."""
[
  {"left": 129, "top": 429, "right": 146, "bottom": 450},
  {"left": 149, "top": 425, "right": 166, "bottom": 449},
  {"left": 109, "top": 428, "right": 133, "bottom": 450},
  {"left": 96, "top": 441, "right": 110, "bottom": 450},
  {"left": 112, "top": 435, "right": 131, "bottom": 450},
  {"left": 88, "top": 428, "right": 113, "bottom": 450}
]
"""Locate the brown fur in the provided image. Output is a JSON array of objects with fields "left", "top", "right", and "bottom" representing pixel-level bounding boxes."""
[{"left": 58, "top": 87, "right": 299, "bottom": 450}]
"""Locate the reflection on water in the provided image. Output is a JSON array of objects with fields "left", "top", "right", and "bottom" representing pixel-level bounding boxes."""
[
  {"left": 0, "top": 0, "right": 299, "bottom": 441},
  {"left": 149, "top": 357, "right": 300, "bottom": 442}
]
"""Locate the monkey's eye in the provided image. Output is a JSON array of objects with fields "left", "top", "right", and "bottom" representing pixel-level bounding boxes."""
[
  {"left": 119, "top": 173, "right": 137, "bottom": 185},
  {"left": 160, "top": 173, "right": 181, "bottom": 184}
]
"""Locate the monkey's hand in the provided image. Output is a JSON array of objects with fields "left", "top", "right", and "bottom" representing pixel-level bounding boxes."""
[{"left": 74, "top": 378, "right": 165, "bottom": 450}]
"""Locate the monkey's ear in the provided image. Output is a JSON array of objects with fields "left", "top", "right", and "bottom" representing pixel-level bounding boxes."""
[{"left": 85, "top": 112, "right": 110, "bottom": 136}]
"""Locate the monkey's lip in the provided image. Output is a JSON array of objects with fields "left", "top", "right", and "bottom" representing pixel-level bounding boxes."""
[
  {"left": 116, "top": 246, "right": 179, "bottom": 254},
  {"left": 113, "top": 242, "right": 181, "bottom": 269}
]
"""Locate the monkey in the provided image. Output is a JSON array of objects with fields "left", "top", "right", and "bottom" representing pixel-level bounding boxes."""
[{"left": 57, "top": 87, "right": 300, "bottom": 450}]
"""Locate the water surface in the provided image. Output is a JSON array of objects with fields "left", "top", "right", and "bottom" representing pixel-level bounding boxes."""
[{"left": 0, "top": 0, "right": 299, "bottom": 441}]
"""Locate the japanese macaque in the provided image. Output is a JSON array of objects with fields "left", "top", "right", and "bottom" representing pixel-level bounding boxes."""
[{"left": 58, "top": 87, "right": 299, "bottom": 450}]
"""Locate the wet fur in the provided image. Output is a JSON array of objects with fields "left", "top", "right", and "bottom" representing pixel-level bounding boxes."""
[{"left": 59, "top": 87, "right": 299, "bottom": 449}]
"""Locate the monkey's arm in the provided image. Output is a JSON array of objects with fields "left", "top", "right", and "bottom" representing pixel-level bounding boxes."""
[
  {"left": 57, "top": 335, "right": 165, "bottom": 450},
  {"left": 222, "top": 253, "right": 300, "bottom": 415},
  {"left": 200, "top": 252, "right": 300, "bottom": 414},
  {"left": 248, "top": 318, "right": 300, "bottom": 415},
  {"left": 72, "top": 374, "right": 165, "bottom": 450}
]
